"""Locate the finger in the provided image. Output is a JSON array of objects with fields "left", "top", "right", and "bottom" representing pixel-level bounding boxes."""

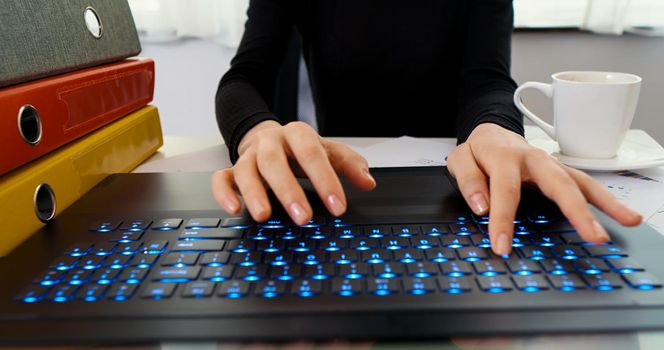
[
  {"left": 526, "top": 157, "right": 609, "bottom": 244},
  {"left": 283, "top": 123, "right": 347, "bottom": 216},
  {"left": 210, "top": 168, "right": 242, "bottom": 215},
  {"left": 447, "top": 143, "right": 490, "bottom": 215},
  {"left": 323, "top": 140, "right": 376, "bottom": 191},
  {"left": 256, "top": 138, "right": 313, "bottom": 225},
  {"left": 233, "top": 150, "right": 272, "bottom": 222},
  {"left": 566, "top": 167, "right": 642, "bottom": 226},
  {"left": 487, "top": 163, "right": 521, "bottom": 256}
]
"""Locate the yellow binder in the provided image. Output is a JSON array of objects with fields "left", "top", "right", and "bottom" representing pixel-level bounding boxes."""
[{"left": 0, "top": 105, "right": 163, "bottom": 257}]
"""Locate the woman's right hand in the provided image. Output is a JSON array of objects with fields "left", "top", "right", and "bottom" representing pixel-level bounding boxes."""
[{"left": 211, "top": 120, "right": 377, "bottom": 225}]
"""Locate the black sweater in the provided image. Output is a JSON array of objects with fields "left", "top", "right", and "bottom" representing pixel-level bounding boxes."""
[{"left": 216, "top": 0, "right": 524, "bottom": 162}]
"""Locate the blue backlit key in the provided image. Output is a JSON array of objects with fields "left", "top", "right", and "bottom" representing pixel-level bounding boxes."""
[
  {"left": 287, "top": 239, "right": 314, "bottom": 252},
  {"left": 108, "top": 230, "right": 144, "bottom": 243},
  {"left": 246, "top": 227, "right": 273, "bottom": 240},
  {"left": 301, "top": 227, "right": 331, "bottom": 239},
  {"left": 116, "top": 242, "right": 142, "bottom": 255},
  {"left": 79, "top": 256, "right": 105, "bottom": 270},
  {"left": 49, "top": 256, "right": 79, "bottom": 271},
  {"left": 142, "top": 283, "right": 177, "bottom": 299},
  {"left": 372, "top": 263, "right": 404, "bottom": 278},
  {"left": 585, "top": 245, "right": 627, "bottom": 259},
  {"left": 225, "top": 240, "right": 255, "bottom": 253},
  {"left": 380, "top": 237, "right": 409, "bottom": 250},
  {"left": 104, "top": 254, "right": 132, "bottom": 269},
  {"left": 264, "top": 251, "right": 293, "bottom": 266},
  {"left": 296, "top": 251, "right": 325, "bottom": 265},
  {"left": 583, "top": 274, "right": 623, "bottom": 291},
  {"left": 152, "top": 218, "right": 183, "bottom": 230},
  {"left": 236, "top": 265, "right": 268, "bottom": 281},
  {"left": 552, "top": 245, "right": 586, "bottom": 260},
  {"left": 410, "top": 237, "right": 440, "bottom": 249},
  {"left": 172, "top": 240, "right": 224, "bottom": 252},
  {"left": 185, "top": 218, "right": 220, "bottom": 229},
  {"left": 221, "top": 217, "right": 253, "bottom": 229},
  {"left": 607, "top": 258, "right": 644, "bottom": 274},
  {"left": 152, "top": 267, "right": 201, "bottom": 282},
  {"left": 218, "top": 280, "right": 250, "bottom": 298},
  {"left": 255, "top": 280, "right": 287, "bottom": 298},
  {"left": 319, "top": 238, "right": 345, "bottom": 251},
  {"left": 259, "top": 218, "right": 288, "bottom": 228},
  {"left": 64, "top": 242, "right": 93, "bottom": 256},
  {"left": 403, "top": 277, "right": 436, "bottom": 294},
  {"left": 540, "top": 259, "right": 575, "bottom": 275},
  {"left": 182, "top": 281, "right": 215, "bottom": 298},
  {"left": 547, "top": 274, "right": 586, "bottom": 291},
  {"left": 438, "top": 276, "right": 473, "bottom": 294},
  {"left": 179, "top": 228, "right": 242, "bottom": 240},
  {"left": 91, "top": 268, "right": 120, "bottom": 284},
  {"left": 425, "top": 248, "right": 456, "bottom": 262},
  {"left": 33, "top": 270, "right": 65, "bottom": 286},
  {"left": 62, "top": 269, "right": 91, "bottom": 285},
  {"left": 364, "top": 225, "right": 392, "bottom": 238},
  {"left": 406, "top": 262, "right": 438, "bottom": 278},
  {"left": 89, "top": 220, "right": 120, "bottom": 232},
  {"left": 143, "top": 241, "right": 168, "bottom": 254},
  {"left": 449, "top": 223, "right": 477, "bottom": 236},
  {"left": 304, "top": 264, "right": 334, "bottom": 280},
  {"left": 470, "top": 234, "right": 492, "bottom": 248},
  {"left": 368, "top": 278, "right": 400, "bottom": 295},
  {"left": 291, "top": 280, "right": 322, "bottom": 297},
  {"left": 46, "top": 285, "right": 78, "bottom": 302},
  {"left": 393, "top": 249, "right": 423, "bottom": 263},
  {"left": 622, "top": 273, "right": 663, "bottom": 290},
  {"left": 91, "top": 242, "right": 117, "bottom": 256},
  {"left": 329, "top": 250, "right": 359, "bottom": 264},
  {"left": 118, "top": 268, "right": 149, "bottom": 284},
  {"left": 201, "top": 266, "right": 233, "bottom": 282},
  {"left": 335, "top": 226, "right": 360, "bottom": 238},
  {"left": 513, "top": 223, "right": 535, "bottom": 235},
  {"left": 517, "top": 246, "right": 552, "bottom": 260},
  {"left": 257, "top": 239, "right": 286, "bottom": 252},
  {"left": 439, "top": 261, "right": 472, "bottom": 277},
  {"left": 350, "top": 238, "right": 378, "bottom": 250},
  {"left": 393, "top": 225, "right": 420, "bottom": 237},
  {"left": 573, "top": 258, "right": 610, "bottom": 275},
  {"left": 338, "top": 263, "right": 369, "bottom": 279},
  {"left": 16, "top": 285, "right": 49, "bottom": 303},
  {"left": 512, "top": 274, "right": 549, "bottom": 292},
  {"left": 119, "top": 219, "right": 151, "bottom": 231},
  {"left": 476, "top": 276, "right": 513, "bottom": 293},
  {"left": 269, "top": 265, "right": 301, "bottom": 281},
  {"left": 472, "top": 260, "right": 507, "bottom": 276},
  {"left": 457, "top": 247, "right": 488, "bottom": 261},
  {"left": 105, "top": 283, "right": 137, "bottom": 301},
  {"left": 421, "top": 224, "right": 447, "bottom": 236},
  {"left": 331, "top": 278, "right": 362, "bottom": 296},
  {"left": 76, "top": 284, "right": 107, "bottom": 302},
  {"left": 506, "top": 258, "right": 541, "bottom": 275},
  {"left": 531, "top": 234, "right": 564, "bottom": 247},
  {"left": 231, "top": 252, "right": 263, "bottom": 266},
  {"left": 199, "top": 252, "right": 230, "bottom": 266},
  {"left": 440, "top": 236, "right": 470, "bottom": 248},
  {"left": 131, "top": 254, "right": 158, "bottom": 268},
  {"left": 162, "top": 253, "right": 200, "bottom": 267},
  {"left": 360, "top": 250, "right": 388, "bottom": 264}
]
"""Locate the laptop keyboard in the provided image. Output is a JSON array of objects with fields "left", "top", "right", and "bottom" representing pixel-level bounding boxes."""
[{"left": 16, "top": 214, "right": 663, "bottom": 303}]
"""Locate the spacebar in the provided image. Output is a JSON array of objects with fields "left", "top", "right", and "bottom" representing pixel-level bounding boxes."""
[{"left": 152, "top": 267, "right": 201, "bottom": 281}]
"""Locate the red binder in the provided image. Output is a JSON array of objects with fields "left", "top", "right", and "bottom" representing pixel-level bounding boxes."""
[{"left": 0, "top": 58, "right": 155, "bottom": 175}]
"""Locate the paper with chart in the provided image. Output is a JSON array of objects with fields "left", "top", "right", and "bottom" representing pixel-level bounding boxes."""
[{"left": 354, "top": 136, "right": 455, "bottom": 168}]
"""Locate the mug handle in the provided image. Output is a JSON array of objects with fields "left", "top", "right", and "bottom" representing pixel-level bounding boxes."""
[{"left": 513, "top": 82, "right": 556, "bottom": 140}]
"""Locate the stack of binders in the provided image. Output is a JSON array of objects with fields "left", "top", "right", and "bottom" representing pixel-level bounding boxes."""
[{"left": 0, "top": 0, "right": 164, "bottom": 257}]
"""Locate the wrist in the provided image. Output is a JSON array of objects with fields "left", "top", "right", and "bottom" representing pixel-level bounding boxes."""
[{"left": 238, "top": 120, "right": 281, "bottom": 156}]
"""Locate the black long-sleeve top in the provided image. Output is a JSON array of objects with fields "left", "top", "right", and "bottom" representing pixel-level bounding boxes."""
[{"left": 216, "top": 0, "right": 524, "bottom": 163}]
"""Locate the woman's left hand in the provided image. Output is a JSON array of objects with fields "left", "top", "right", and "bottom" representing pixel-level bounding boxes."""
[{"left": 446, "top": 123, "right": 643, "bottom": 256}]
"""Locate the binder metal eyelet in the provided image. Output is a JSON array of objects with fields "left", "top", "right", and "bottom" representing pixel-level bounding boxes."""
[
  {"left": 84, "top": 6, "right": 103, "bottom": 39},
  {"left": 34, "top": 183, "right": 57, "bottom": 223},
  {"left": 17, "top": 104, "right": 42, "bottom": 145}
]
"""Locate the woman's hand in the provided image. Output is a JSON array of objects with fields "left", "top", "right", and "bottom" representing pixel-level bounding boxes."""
[
  {"left": 211, "top": 120, "right": 376, "bottom": 225},
  {"left": 446, "top": 123, "right": 643, "bottom": 256}
]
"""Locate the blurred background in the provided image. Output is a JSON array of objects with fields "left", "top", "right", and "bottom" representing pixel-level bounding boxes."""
[{"left": 127, "top": 0, "right": 664, "bottom": 143}]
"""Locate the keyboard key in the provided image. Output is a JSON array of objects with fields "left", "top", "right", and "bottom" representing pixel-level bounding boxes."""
[
  {"left": 116, "top": 242, "right": 143, "bottom": 255},
  {"left": 264, "top": 251, "right": 293, "bottom": 266},
  {"left": 76, "top": 284, "right": 107, "bottom": 302},
  {"left": 338, "top": 263, "right": 369, "bottom": 279},
  {"left": 201, "top": 266, "right": 234, "bottom": 282},
  {"left": 218, "top": 280, "right": 251, "bottom": 298},
  {"left": 440, "top": 236, "right": 470, "bottom": 248},
  {"left": 368, "top": 278, "right": 400, "bottom": 295},
  {"left": 270, "top": 265, "right": 301, "bottom": 281},
  {"left": 199, "top": 252, "right": 230, "bottom": 266},
  {"left": 319, "top": 238, "right": 346, "bottom": 251},
  {"left": 91, "top": 242, "right": 117, "bottom": 256},
  {"left": 304, "top": 264, "right": 335, "bottom": 280},
  {"left": 552, "top": 245, "right": 586, "bottom": 260},
  {"left": 457, "top": 247, "right": 488, "bottom": 261},
  {"left": 301, "top": 227, "right": 331, "bottom": 239},
  {"left": 372, "top": 263, "right": 404, "bottom": 278},
  {"left": 152, "top": 267, "right": 201, "bottom": 282},
  {"left": 119, "top": 219, "right": 151, "bottom": 231},
  {"left": 255, "top": 280, "right": 287, "bottom": 298},
  {"left": 380, "top": 237, "right": 409, "bottom": 250},
  {"left": 513, "top": 223, "right": 535, "bottom": 235},
  {"left": 517, "top": 246, "right": 552, "bottom": 260},
  {"left": 450, "top": 223, "right": 477, "bottom": 236},
  {"left": 512, "top": 274, "right": 549, "bottom": 292},
  {"left": 90, "top": 268, "right": 120, "bottom": 284},
  {"left": 78, "top": 256, "right": 105, "bottom": 270},
  {"left": 231, "top": 252, "right": 263, "bottom": 266},
  {"left": 257, "top": 239, "right": 286, "bottom": 252},
  {"left": 421, "top": 224, "right": 448, "bottom": 236},
  {"left": 143, "top": 240, "right": 168, "bottom": 254},
  {"left": 329, "top": 250, "right": 359, "bottom": 264},
  {"left": 410, "top": 237, "right": 440, "bottom": 249},
  {"left": 89, "top": 220, "right": 120, "bottom": 232},
  {"left": 476, "top": 276, "right": 513, "bottom": 293},
  {"left": 236, "top": 265, "right": 268, "bottom": 281},
  {"left": 406, "top": 261, "right": 438, "bottom": 278},
  {"left": 528, "top": 213, "right": 558, "bottom": 223},
  {"left": 296, "top": 251, "right": 326, "bottom": 265},
  {"left": 510, "top": 236, "right": 528, "bottom": 248},
  {"left": 425, "top": 248, "right": 456, "bottom": 262},
  {"left": 131, "top": 254, "right": 158, "bottom": 268},
  {"left": 438, "top": 276, "right": 473, "bottom": 293},
  {"left": 62, "top": 269, "right": 92, "bottom": 285},
  {"left": 531, "top": 233, "right": 564, "bottom": 247},
  {"left": 33, "top": 270, "right": 65, "bottom": 286},
  {"left": 470, "top": 234, "right": 492, "bottom": 248},
  {"left": 16, "top": 285, "right": 49, "bottom": 303},
  {"left": 622, "top": 273, "right": 663, "bottom": 290},
  {"left": 439, "top": 261, "right": 473, "bottom": 277},
  {"left": 152, "top": 218, "right": 183, "bottom": 230},
  {"left": 118, "top": 268, "right": 149, "bottom": 284},
  {"left": 393, "top": 249, "right": 423, "bottom": 263},
  {"left": 560, "top": 233, "right": 586, "bottom": 245},
  {"left": 607, "top": 258, "right": 644, "bottom": 274},
  {"left": 108, "top": 230, "right": 144, "bottom": 243},
  {"left": 505, "top": 258, "right": 541, "bottom": 275},
  {"left": 335, "top": 226, "right": 361, "bottom": 238},
  {"left": 393, "top": 225, "right": 420, "bottom": 237},
  {"left": 46, "top": 285, "right": 78, "bottom": 302},
  {"left": 287, "top": 239, "right": 314, "bottom": 252},
  {"left": 538, "top": 221, "right": 575, "bottom": 233},
  {"left": 259, "top": 218, "right": 289, "bottom": 228},
  {"left": 540, "top": 259, "right": 575, "bottom": 275},
  {"left": 275, "top": 227, "right": 299, "bottom": 240},
  {"left": 179, "top": 228, "right": 243, "bottom": 240},
  {"left": 185, "top": 218, "right": 220, "bottom": 229},
  {"left": 162, "top": 253, "right": 200, "bottom": 266},
  {"left": 246, "top": 227, "right": 274, "bottom": 240},
  {"left": 331, "top": 278, "right": 363, "bottom": 296},
  {"left": 403, "top": 277, "right": 437, "bottom": 294},
  {"left": 585, "top": 245, "right": 628, "bottom": 259},
  {"left": 64, "top": 242, "right": 93, "bottom": 256},
  {"left": 364, "top": 225, "right": 392, "bottom": 238},
  {"left": 225, "top": 240, "right": 255, "bottom": 253},
  {"left": 221, "top": 217, "right": 254, "bottom": 229},
  {"left": 142, "top": 283, "right": 177, "bottom": 299},
  {"left": 106, "top": 283, "right": 137, "bottom": 301},
  {"left": 573, "top": 258, "right": 611, "bottom": 275},
  {"left": 172, "top": 240, "right": 224, "bottom": 252},
  {"left": 182, "top": 282, "right": 216, "bottom": 298},
  {"left": 350, "top": 238, "right": 378, "bottom": 250},
  {"left": 291, "top": 280, "right": 322, "bottom": 297},
  {"left": 583, "top": 274, "right": 623, "bottom": 291},
  {"left": 49, "top": 256, "right": 79, "bottom": 271},
  {"left": 104, "top": 254, "right": 132, "bottom": 269},
  {"left": 473, "top": 260, "right": 507, "bottom": 276}
]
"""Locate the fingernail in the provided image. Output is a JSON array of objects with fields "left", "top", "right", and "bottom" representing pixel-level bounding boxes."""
[
  {"left": 289, "top": 202, "right": 308, "bottom": 224},
  {"left": 363, "top": 168, "right": 376, "bottom": 185},
  {"left": 327, "top": 194, "right": 346, "bottom": 217},
  {"left": 469, "top": 193, "right": 488, "bottom": 215},
  {"left": 627, "top": 207, "right": 643, "bottom": 219},
  {"left": 224, "top": 197, "right": 239, "bottom": 213},
  {"left": 495, "top": 233, "right": 511, "bottom": 255},
  {"left": 251, "top": 198, "right": 267, "bottom": 218},
  {"left": 592, "top": 220, "right": 610, "bottom": 241}
]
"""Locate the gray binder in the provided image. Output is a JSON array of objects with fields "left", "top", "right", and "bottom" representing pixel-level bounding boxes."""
[{"left": 0, "top": 0, "right": 141, "bottom": 88}]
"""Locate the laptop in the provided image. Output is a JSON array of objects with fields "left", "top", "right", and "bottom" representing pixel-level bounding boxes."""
[{"left": 2, "top": 166, "right": 664, "bottom": 344}]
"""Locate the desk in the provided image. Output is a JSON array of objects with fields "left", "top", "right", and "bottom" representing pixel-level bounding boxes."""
[{"left": 8, "top": 129, "right": 664, "bottom": 350}]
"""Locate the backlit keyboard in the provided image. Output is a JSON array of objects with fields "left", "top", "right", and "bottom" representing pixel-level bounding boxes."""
[{"left": 16, "top": 214, "right": 663, "bottom": 303}]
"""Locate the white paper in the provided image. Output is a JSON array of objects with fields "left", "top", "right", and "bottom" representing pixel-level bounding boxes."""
[
  {"left": 134, "top": 145, "right": 230, "bottom": 173},
  {"left": 354, "top": 136, "right": 455, "bottom": 168}
]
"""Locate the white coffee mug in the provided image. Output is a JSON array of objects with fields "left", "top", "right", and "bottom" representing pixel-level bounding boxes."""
[{"left": 514, "top": 71, "right": 641, "bottom": 159}]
